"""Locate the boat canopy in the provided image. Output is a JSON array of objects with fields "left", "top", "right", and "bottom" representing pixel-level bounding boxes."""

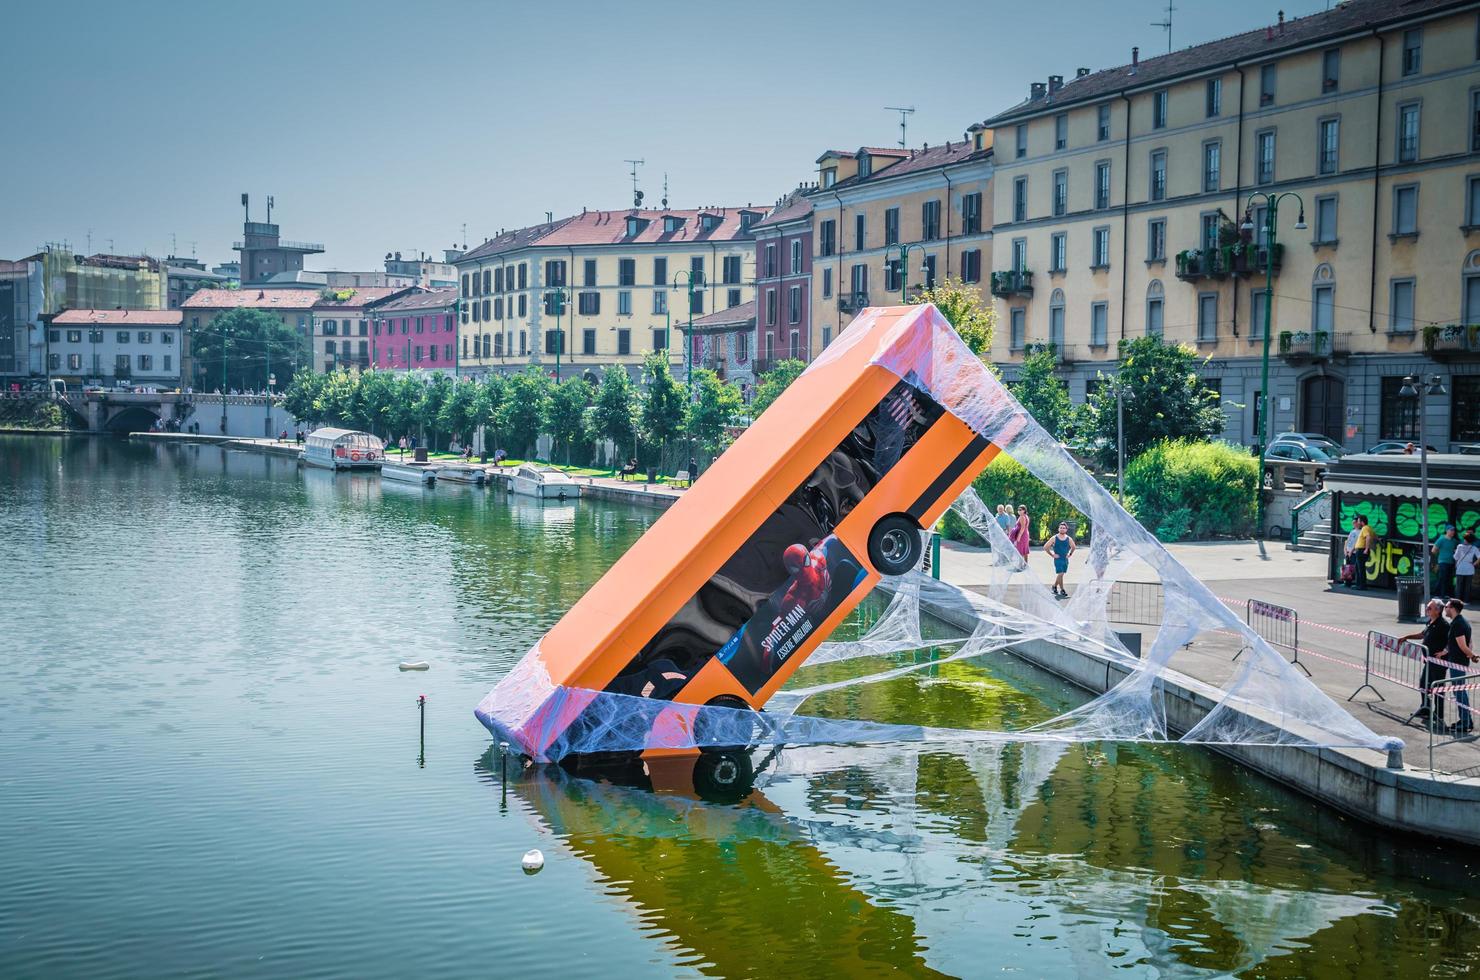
[{"left": 305, "top": 428, "right": 383, "bottom": 454}]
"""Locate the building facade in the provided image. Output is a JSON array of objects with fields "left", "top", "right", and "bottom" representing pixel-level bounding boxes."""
[
  {"left": 235, "top": 218, "right": 324, "bottom": 286},
  {"left": 47, "top": 309, "right": 182, "bottom": 386},
  {"left": 810, "top": 140, "right": 994, "bottom": 357},
  {"left": 983, "top": 0, "right": 1480, "bottom": 450},
  {"left": 311, "top": 287, "right": 406, "bottom": 373},
  {"left": 687, "top": 299, "right": 758, "bottom": 394},
  {"left": 367, "top": 287, "right": 459, "bottom": 372},
  {"left": 750, "top": 190, "right": 814, "bottom": 371},
  {"left": 454, "top": 207, "right": 761, "bottom": 380},
  {"left": 180, "top": 287, "right": 317, "bottom": 387},
  {"left": 0, "top": 258, "right": 44, "bottom": 378},
  {"left": 384, "top": 251, "right": 459, "bottom": 288}
]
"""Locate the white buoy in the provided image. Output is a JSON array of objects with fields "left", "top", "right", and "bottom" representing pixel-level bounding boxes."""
[
  {"left": 521, "top": 849, "right": 545, "bottom": 874},
  {"left": 399, "top": 661, "right": 430, "bottom": 671}
]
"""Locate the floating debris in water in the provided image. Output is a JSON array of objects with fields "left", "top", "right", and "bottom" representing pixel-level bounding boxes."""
[
  {"left": 522, "top": 849, "right": 544, "bottom": 874},
  {"left": 399, "top": 661, "right": 430, "bottom": 671}
]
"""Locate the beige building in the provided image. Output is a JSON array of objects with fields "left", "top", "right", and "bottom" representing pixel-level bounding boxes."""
[
  {"left": 311, "top": 286, "right": 406, "bottom": 373},
  {"left": 454, "top": 207, "right": 761, "bottom": 380},
  {"left": 180, "top": 287, "right": 317, "bottom": 387},
  {"left": 983, "top": 0, "right": 1480, "bottom": 450},
  {"left": 810, "top": 138, "right": 993, "bottom": 355}
]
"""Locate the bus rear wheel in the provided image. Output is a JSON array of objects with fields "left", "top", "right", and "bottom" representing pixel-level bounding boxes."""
[
  {"left": 868, "top": 514, "right": 922, "bottom": 576},
  {"left": 696, "top": 695, "right": 758, "bottom": 752}
]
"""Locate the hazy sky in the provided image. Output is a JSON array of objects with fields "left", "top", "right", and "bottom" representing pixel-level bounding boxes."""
[{"left": 1, "top": 0, "right": 1332, "bottom": 272}]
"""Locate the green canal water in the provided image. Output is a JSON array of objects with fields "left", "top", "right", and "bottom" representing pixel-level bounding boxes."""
[{"left": 2, "top": 434, "right": 1477, "bottom": 978}]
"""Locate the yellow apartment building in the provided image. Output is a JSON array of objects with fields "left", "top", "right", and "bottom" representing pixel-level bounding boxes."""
[
  {"left": 453, "top": 207, "right": 761, "bottom": 381},
  {"left": 810, "top": 138, "right": 993, "bottom": 355},
  {"left": 982, "top": 0, "right": 1480, "bottom": 450},
  {"left": 180, "top": 287, "right": 317, "bottom": 388}
]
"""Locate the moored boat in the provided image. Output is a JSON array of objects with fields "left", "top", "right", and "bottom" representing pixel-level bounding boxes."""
[
  {"left": 508, "top": 463, "right": 581, "bottom": 500},
  {"left": 303, "top": 428, "right": 384, "bottom": 471},
  {"left": 438, "top": 464, "right": 487, "bottom": 486},
  {"left": 381, "top": 460, "right": 438, "bottom": 485}
]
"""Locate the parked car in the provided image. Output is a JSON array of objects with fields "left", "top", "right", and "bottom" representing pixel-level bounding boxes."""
[
  {"left": 1270, "top": 431, "right": 1348, "bottom": 457},
  {"left": 1263, "top": 442, "right": 1336, "bottom": 489},
  {"left": 1367, "top": 440, "right": 1438, "bottom": 455},
  {"left": 1455, "top": 443, "right": 1480, "bottom": 456}
]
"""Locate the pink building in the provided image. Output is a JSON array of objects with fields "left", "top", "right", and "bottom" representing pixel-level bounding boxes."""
[
  {"left": 367, "top": 286, "right": 460, "bottom": 372},
  {"left": 749, "top": 189, "right": 814, "bottom": 370}
]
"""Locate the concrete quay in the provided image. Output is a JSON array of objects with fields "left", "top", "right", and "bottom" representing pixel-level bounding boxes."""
[{"left": 934, "top": 538, "right": 1480, "bottom": 847}]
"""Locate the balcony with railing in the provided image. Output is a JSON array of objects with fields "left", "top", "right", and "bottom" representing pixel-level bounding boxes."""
[
  {"left": 838, "top": 291, "right": 870, "bottom": 314},
  {"left": 990, "top": 270, "right": 1033, "bottom": 299},
  {"left": 1174, "top": 248, "right": 1226, "bottom": 281},
  {"left": 1278, "top": 330, "right": 1349, "bottom": 364}
]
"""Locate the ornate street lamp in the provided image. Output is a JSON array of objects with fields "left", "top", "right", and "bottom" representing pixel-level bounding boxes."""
[{"left": 1400, "top": 373, "right": 1447, "bottom": 610}]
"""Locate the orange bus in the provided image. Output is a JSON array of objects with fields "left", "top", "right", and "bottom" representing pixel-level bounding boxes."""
[{"left": 477, "top": 305, "right": 1006, "bottom": 764}]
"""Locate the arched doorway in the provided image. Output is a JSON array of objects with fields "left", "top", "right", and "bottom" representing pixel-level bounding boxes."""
[{"left": 1300, "top": 375, "right": 1344, "bottom": 443}]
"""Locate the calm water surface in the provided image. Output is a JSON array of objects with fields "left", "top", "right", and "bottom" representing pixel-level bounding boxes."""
[{"left": 1, "top": 434, "right": 1477, "bottom": 979}]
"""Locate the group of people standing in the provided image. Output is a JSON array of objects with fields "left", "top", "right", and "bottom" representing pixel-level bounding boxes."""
[
  {"left": 1401, "top": 597, "right": 1475, "bottom": 734},
  {"left": 992, "top": 503, "right": 1077, "bottom": 599},
  {"left": 1343, "top": 520, "right": 1476, "bottom": 601}
]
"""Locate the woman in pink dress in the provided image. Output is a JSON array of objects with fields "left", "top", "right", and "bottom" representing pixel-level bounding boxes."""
[{"left": 1011, "top": 504, "right": 1032, "bottom": 558}]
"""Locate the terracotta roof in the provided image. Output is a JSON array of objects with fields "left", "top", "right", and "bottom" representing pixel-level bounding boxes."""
[
  {"left": 457, "top": 206, "right": 759, "bottom": 261},
  {"left": 689, "top": 299, "right": 755, "bottom": 329},
  {"left": 454, "top": 218, "right": 577, "bottom": 264},
  {"left": 365, "top": 286, "right": 459, "bottom": 313},
  {"left": 181, "top": 288, "right": 317, "bottom": 310},
  {"left": 52, "top": 309, "right": 183, "bottom": 325},
  {"left": 830, "top": 140, "right": 990, "bottom": 192},
  {"left": 984, "top": 0, "right": 1466, "bottom": 126},
  {"left": 751, "top": 190, "right": 815, "bottom": 231},
  {"left": 311, "top": 286, "right": 404, "bottom": 310}
]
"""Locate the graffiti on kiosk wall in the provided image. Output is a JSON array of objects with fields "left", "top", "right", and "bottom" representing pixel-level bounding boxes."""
[{"left": 1336, "top": 495, "right": 1479, "bottom": 588}]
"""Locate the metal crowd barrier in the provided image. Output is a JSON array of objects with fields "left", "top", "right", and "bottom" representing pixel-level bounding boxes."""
[
  {"left": 1106, "top": 581, "right": 1164, "bottom": 627},
  {"left": 1427, "top": 670, "right": 1480, "bottom": 772},
  {"left": 1235, "top": 598, "right": 1309, "bottom": 675},
  {"left": 1349, "top": 631, "right": 1429, "bottom": 704}
]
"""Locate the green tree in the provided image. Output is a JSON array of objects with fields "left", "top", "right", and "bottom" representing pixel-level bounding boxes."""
[
  {"left": 438, "top": 377, "right": 482, "bottom": 449},
  {"left": 912, "top": 277, "right": 995, "bottom": 357},
  {"left": 497, "top": 368, "right": 552, "bottom": 457},
  {"left": 639, "top": 352, "right": 686, "bottom": 467},
  {"left": 190, "top": 307, "right": 307, "bottom": 392},
  {"left": 475, "top": 374, "right": 508, "bottom": 451},
  {"left": 318, "top": 369, "right": 359, "bottom": 428},
  {"left": 281, "top": 371, "right": 326, "bottom": 427},
  {"left": 1010, "top": 345, "right": 1075, "bottom": 440},
  {"left": 750, "top": 358, "right": 806, "bottom": 418},
  {"left": 589, "top": 365, "right": 638, "bottom": 462},
  {"left": 1080, "top": 337, "right": 1226, "bottom": 469},
  {"left": 546, "top": 377, "right": 594, "bottom": 464},
  {"left": 687, "top": 368, "right": 743, "bottom": 460},
  {"left": 387, "top": 373, "right": 423, "bottom": 444},
  {"left": 357, "top": 369, "right": 398, "bottom": 438}
]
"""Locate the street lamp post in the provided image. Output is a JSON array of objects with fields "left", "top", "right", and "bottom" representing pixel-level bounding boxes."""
[
  {"left": 1400, "top": 373, "right": 1447, "bottom": 613},
  {"left": 542, "top": 287, "right": 570, "bottom": 382},
  {"left": 883, "top": 242, "right": 926, "bottom": 302},
  {"left": 672, "top": 270, "right": 703, "bottom": 461},
  {"left": 1240, "top": 192, "right": 1307, "bottom": 539}
]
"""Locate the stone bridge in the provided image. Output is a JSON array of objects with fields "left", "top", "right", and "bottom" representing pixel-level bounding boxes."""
[{"left": 55, "top": 391, "right": 284, "bottom": 434}]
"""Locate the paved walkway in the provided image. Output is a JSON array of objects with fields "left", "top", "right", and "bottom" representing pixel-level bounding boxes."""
[{"left": 939, "top": 537, "right": 1479, "bottom": 776}]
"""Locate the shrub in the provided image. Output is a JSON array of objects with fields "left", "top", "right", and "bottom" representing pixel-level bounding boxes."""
[
  {"left": 939, "top": 453, "right": 1088, "bottom": 546},
  {"left": 1124, "top": 439, "right": 1257, "bottom": 540}
]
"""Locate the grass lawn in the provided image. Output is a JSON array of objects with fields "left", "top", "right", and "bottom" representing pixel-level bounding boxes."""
[{"left": 387, "top": 449, "right": 691, "bottom": 487}]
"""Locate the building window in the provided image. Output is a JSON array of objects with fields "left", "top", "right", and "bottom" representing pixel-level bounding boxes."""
[
  {"left": 689, "top": 256, "right": 704, "bottom": 284},
  {"left": 727, "top": 289, "right": 741, "bottom": 308},
  {"left": 517, "top": 295, "right": 527, "bottom": 317},
  {"left": 1380, "top": 376, "right": 1421, "bottom": 440},
  {"left": 618, "top": 258, "right": 635, "bottom": 286},
  {"left": 138, "top": 354, "right": 153, "bottom": 371},
  {"left": 1094, "top": 161, "right": 1111, "bottom": 209},
  {"left": 1250, "top": 288, "right": 1269, "bottom": 338},
  {"left": 765, "top": 289, "right": 777, "bottom": 325},
  {"left": 1090, "top": 301, "right": 1108, "bottom": 347},
  {"left": 1389, "top": 279, "right": 1416, "bottom": 333},
  {"left": 66, "top": 330, "right": 81, "bottom": 343},
  {"left": 1050, "top": 232, "right": 1067, "bottom": 272},
  {"left": 494, "top": 267, "right": 504, "bottom": 292},
  {"left": 1312, "top": 281, "right": 1335, "bottom": 334},
  {"left": 1318, "top": 118, "right": 1339, "bottom": 175},
  {"left": 1150, "top": 150, "right": 1166, "bottom": 202},
  {"left": 617, "top": 329, "right": 631, "bottom": 355},
  {"left": 855, "top": 213, "right": 866, "bottom": 251},
  {"left": 544, "top": 330, "right": 564, "bottom": 355},
  {"left": 1205, "top": 77, "right": 1221, "bottom": 117},
  {"left": 961, "top": 194, "right": 982, "bottom": 235},
  {"left": 1011, "top": 238, "right": 1027, "bottom": 272},
  {"left": 822, "top": 268, "right": 832, "bottom": 298},
  {"left": 1260, "top": 64, "right": 1276, "bottom": 105},
  {"left": 1097, "top": 103, "right": 1111, "bottom": 141},
  {"left": 1323, "top": 48, "right": 1341, "bottom": 92},
  {"left": 789, "top": 331, "right": 800, "bottom": 359},
  {"left": 1256, "top": 130, "right": 1276, "bottom": 184},
  {"left": 162, "top": 332, "right": 172, "bottom": 345},
  {"left": 922, "top": 199, "right": 941, "bottom": 240},
  {"left": 1468, "top": 177, "right": 1480, "bottom": 228},
  {"left": 790, "top": 238, "right": 803, "bottom": 273},
  {"left": 923, "top": 254, "right": 937, "bottom": 288},
  {"left": 962, "top": 249, "right": 983, "bottom": 283},
  {"left": 1009, "top": 308, "right": 1025, "bottom": 350},
  {"left": 116, "top": 331, "right": 130, "bottom": 344},
  {"left": 788, "top": 285, "right": 801, "bottom": 324},
  {"left": 1054, "top": 113, "right": 1068, "bottom": 150},
  {"left": 1472, "top": 91, "right": 1480, "bottom": 152},
  {"left": 416, "top": 316, "right": 425, "bottom": 334},
  {"left": 1315, "top": 195, "right": 1338, "bottom": 244},
  {"left": 1202, "top": 141, "right": 1220, "bottom": 192},
  {"left": 723, "top": 255, "right": 741, "bottom": 284},
  {"left": 652, "top": 257, "right": 668, "bottom": 286},
  {"left": 850, "top": 262, "right": 868, "bottom": 298},
  {"left": 1393, "top": 184, "right": 1419, "bottom": 236},
  {"left": 1013, "top": 177, "right": 1028, "bottom": 222},
  {"left": 1092, "top": 227, "right": 1110, "bottom": 268},
  {"left": 1052, "top": 170, "right": 1068, "bottom": 217},
  {"left": 690, "top": 291, "right": 704, "bottom": 315},
  {"left": 1397, "top": 102, "right": 1420, "bottom": 163},
  {"left": 1197, "top": 293, "right": 1218, "bottom": 342},
  {"left": 1206, "top": 211, "right": 1228, "bottom": 252},
  {"left": 545, "top": 260, "right": 567, "bottom": 287},
  {"left": 461, "top": 273, "right": 470, "bottom": 294},
  {"left": 618, "top": 291, "right": 632, "bottom": 315},
  {"left": 428, "top": 344, "right": 438, "bottom": 363},
  {"left": 1403, "top": 28, "right": 1422, "bottom": 76},
  {"left": 482, "top": 270, "right": 492, "bottom": 294},
  {"left": 138, "top": 331, "right": 152, "bottom": 344},
  {"left": 653, "top": 290, "right": 667, "bottom": 315},
  {"left": 67, "top": 353, "right": 80, "bottom": 370},
  {"left": 820, "top": 220, "right": 836, "bottom": 257},
  {"left": 494, "top": 298, "right": 504, "bottom": 320},
  {"left": 1453, "top": 376, "right": 1480, "bottom": 442},
  {"left": 1146, "top": 281, "right": 1164, "bottom": 336},
  {"left": 1152, "top": 90, "right": 1168, "bottom": 129},
  {"left": 764, "top": 243, "right": 777, "bottom": 278},
  {"left": 582, "top": 329, "right": 596, "bottom": 355},
  {"left": 1148, "top": 219, "right": 1166, "bottom": 262},
  {"left": 1015, "top": 123, "right": 1027, "bottom": 158},
  {"left": 1049, "top": 291, "right": 1065, "bottom": 348}
]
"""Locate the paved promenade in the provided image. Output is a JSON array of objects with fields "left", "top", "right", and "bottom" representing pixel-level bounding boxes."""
[{"left": 940, "top": 537, "right": 1479, "bottom": 776}]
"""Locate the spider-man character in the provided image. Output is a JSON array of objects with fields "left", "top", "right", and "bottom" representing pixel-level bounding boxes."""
[{"left": 778, "top": 542, "right": 831, "bottom": 615}]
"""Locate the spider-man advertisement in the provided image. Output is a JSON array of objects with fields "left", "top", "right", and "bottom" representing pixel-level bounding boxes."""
[{"left": 717, "top": 533, "right": 866, "bottom": 694}]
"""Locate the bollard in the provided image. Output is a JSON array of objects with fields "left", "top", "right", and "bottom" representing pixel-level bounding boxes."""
[
  {"left": 1386, "top": 739, "right": 1405, "bottom": 770},
  {"left": 417, "top": 695, "right": 427, "bottom": 768}
]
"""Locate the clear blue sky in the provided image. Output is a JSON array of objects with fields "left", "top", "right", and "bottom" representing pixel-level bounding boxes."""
[{"left": 1, "top": 0, "right": 1332, "bottom": 272}]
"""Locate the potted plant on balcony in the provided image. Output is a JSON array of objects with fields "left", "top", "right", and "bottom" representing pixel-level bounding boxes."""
[
  {"left": 1424, "top": 323, "right": 1469, "bottom": 353},
  {"left": 1278, "top": 330, "right": 1302, "bottom": 355},
  {"left": 1176, "top": 249, "right": 1202, "bottom": 279}
]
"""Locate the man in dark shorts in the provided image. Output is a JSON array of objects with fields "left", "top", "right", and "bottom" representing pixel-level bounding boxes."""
[
  {"left": 1400, "top": 598, "right": 1449, "bottom": 726},
  {"left": 1442, "top": 599, "right": 1475, "bottom": 735}
]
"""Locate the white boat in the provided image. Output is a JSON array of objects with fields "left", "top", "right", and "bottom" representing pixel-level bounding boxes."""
[
  {"left": 437, "top": 463, "right": 487, "bottom": 486},
  {"left": 303, "top": 428, "right": 384, "bottom": 470},
  {"left": 381, "top": 460, "right": 438, "bottom": 485},
  {"left": 508, "top": 463, "right": 582, "bottom": 500}
]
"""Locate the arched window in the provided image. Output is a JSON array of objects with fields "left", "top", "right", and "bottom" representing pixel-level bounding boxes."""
[
  {"left": 1049, "top": 288, "right": 1066, "bottom": 348},
  {"left": 1463, "top": 250, "right": 1480, "bottom": 323},
  {"left": 1311, "top": 263, "right": 1335, "bottom": 334},
  {"left": 1146, "top": 280, "right": 1164, "bottom": 337}
]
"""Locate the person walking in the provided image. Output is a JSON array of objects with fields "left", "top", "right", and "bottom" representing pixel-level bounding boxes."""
[
  {"left": 1352, "top": 516, "right": 1374, "bottom": 590},
  {"left": 398, "top": 435, "right": 408, "bottom": 459},
  {"left": 1044, "top": 522, "right": 1076, "bottom": 599},
  {"left": 1434, "top": 526, "right": 1460, "bottom": 599},
  {"left": 1010, "top": 505, "right": 1032, "bottom": 559},
  {"left": 1341, "top": 520, "right": 1361, "bottom": 587},
  {"left": 1441, "top": 599, "right": 1475, "bottom": 734},
  {"left": 1455, "top": 530, "right": 1477, "bottom": 603},
  {"left": 1400, "top": 598, "right": 1450, "bottom": 728}
]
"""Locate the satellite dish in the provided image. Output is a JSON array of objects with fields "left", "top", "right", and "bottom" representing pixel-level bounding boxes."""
[{"left": 635, "top": 190, "right": 645, "bottom": 206}]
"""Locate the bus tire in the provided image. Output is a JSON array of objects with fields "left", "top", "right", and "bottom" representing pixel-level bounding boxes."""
[
  {"left": 696, "top": 695, "right": 757, "bottom": 752},
  {"left": 693, "top": 749, "right": 754, "bottom": 802},
  {"left": 868, "top": 514, "right": 922, "bottom": 576}
]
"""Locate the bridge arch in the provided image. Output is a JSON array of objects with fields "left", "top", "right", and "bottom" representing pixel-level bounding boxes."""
[{"left": 104, "top": 405, "right": 161, "bottom": 434}]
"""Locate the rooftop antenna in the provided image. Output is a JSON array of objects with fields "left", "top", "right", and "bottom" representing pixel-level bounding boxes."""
[
  {"left": 86, "top": 229, "right": 93, "bottom": 253},
  {"left": 1152, "top": 0, "right": 1175, "bottom": 53},
  {"left": 625, "top": 158, "right": 645, "bottom": 208},
  {"left": 171, "top": 232, "right": 177, "bottom": 255},
  {"left": 885, "top": 106, "right": 916, "bottom": 149},
  {"left": 241, "top": 192, "right": 249, "bottom": 222},
  {"left": 461, "top": 223, "right": 467, "bottom": 249},
  {"left": 189, "top": 240, "right": 197, "bottom": 257},
  {"left": 266, "top": 195, "right": 275, "bottom": 224},
  {"left": 107, "top": 238, "right": 114, "bottom": 253},
  {"left": 662, "top": 173, "right": 669, "bottom": 209}
]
